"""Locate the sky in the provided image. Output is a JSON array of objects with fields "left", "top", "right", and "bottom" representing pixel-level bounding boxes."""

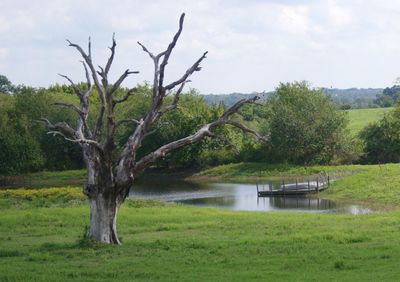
[{"left": 1, "top": 0, "right": 400, "bottom": 94}]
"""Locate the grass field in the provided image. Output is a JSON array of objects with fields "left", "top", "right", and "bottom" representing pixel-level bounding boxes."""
[
  {"left": 1, "top": 164, "right": 400, "bottom": 281},
  {"left": 346, "top": 107, "right": 392, "bottom": 136}
]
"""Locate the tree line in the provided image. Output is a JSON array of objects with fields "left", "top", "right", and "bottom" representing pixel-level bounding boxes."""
[{"left": 2, "top": 76, "right": 377, "bottom": 175}]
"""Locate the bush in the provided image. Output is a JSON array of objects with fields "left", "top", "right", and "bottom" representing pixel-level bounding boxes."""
[
  {"left": 360, "top": 105, "right": 400, "bottom": 163},
  {"left": 264, "top": 81, "right": 348, "bottom": 165}
]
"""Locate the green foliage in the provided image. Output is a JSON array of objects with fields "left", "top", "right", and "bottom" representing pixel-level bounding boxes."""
[
  {"left": 375, "top": 84, "right": 400, "bottom": 107},
  {"left": 1, "top": 78, "right": 382, "bottom": 174},
  {"left": 0, "top": 130, "right": 44, "bottom": 174},
  {"left": 0, "top": 83, "right": 103, "bottom": 174},
  {"left": 265, "top": 81, "right": 348, "bottom": 164},
  {"left": 0, "top": 74, "right": 15, "bottom": 94},
  {"left": 0, "top": 92, "right": 44, "bottom": 174},
  {"left": 360, "top": 105, "right": 400, "bottom": 163}
]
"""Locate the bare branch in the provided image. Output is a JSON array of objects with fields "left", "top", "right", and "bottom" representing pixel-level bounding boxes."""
[
  {"left": 66, "top": 38, "right": 96, "bottom": 91},
  {"left": 58, "top": 73, "right": 82, "bottom": 96},
  {"left": 66, "top": 137, "right": 102, "bottom": 148},
  {"left": 39, "top": 118, "right": 76, "bottom": 137},
  {"left": 131, "top": 124, "right": 213, "bottom": 175},
  {"left": 137, "top": 41, "right": 155, "bottom": 60},
  {"left": 47, "top": 130, "right": 102, "bottom": 149},
  {"left": 88, "top": 36, "right": 92, "bottom": 58},
  {"left": 108, "top": 69, "right": 139, "bottom": 95},
  {"left": 158, "top": 80, "right": 188, "bottom": 116},
  {"left": 227, "top": 121, "right": 270, "bottom": 143},
  {"left": 80, "top": 61, "right": 92, "bottom": 88},
  {"left": 52, "top": 102, "right": 82, "bottom": 115},
  {"left": 94, "top": 106, "right": 105, "bottom": 138},
  {"left": 220, "top": 96, "right": 260, "bottom": 120},
  {"left": 67, "top": 37, "right": 106, "bottom": 139},
  {"left": 66, "top": 39, "right": 88, "bottom": 60},
  {"left": 105, "top": 33, "right": 116, "bottom": 76},
  {"left": 113, "top": 87, "right": 137, "bottom": 105},
  {"left": 208, "top": 132, "right": 240, "bottom": 155},
  {"left": 164, "top": 52, "right": 208, "bottom": 91},
  {"left": 115, "top": 118, "right": 141, "bottom": 128},
  {"left": 143, "top": 122, "right": 169, "bottom": 138},
  {"left": 158, "top": 13, "right": 185, "bottom": 90}
]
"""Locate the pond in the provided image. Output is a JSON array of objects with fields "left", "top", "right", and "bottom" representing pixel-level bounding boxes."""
[{"left": 130, "top": 180, "right": 372, "bottom": 215}]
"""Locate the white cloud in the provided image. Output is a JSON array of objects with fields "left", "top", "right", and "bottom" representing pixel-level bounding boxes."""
[
  {"left": 327, "top": 0, "right": 355, "bottom": 26},
  {"left": 277, "top": 5, "right": 310, "bottom": 35}
]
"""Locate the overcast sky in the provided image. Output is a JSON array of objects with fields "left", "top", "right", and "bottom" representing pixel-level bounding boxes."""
[{"left": 1, "top": 0, "right": 400, "bottom": 94}]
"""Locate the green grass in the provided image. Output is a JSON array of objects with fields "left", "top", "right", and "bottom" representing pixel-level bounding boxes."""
[
  {"left": 2, "top": 164, "right": 400, "bottom": 281},
  {"left": 1, "top": 189, "right": 400, "bottom": 281},
  {"left": 346, "top": 107, "right": 392, "bottom": 136}
]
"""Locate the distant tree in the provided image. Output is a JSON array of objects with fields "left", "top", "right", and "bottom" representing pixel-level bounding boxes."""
[
  {"left": 340, "top": 104, "right": 352, "bottom": 110},
  {"left": 375, "top": 82, "right": 400, "bottom": 107},
  {"left": 375, "top": 94, "right": 395, "bottom": 107},
  {"left": 0, "top": 75, "right": 15, "bottom": 94},
  {"left": 265, "top": 81, "right": 348, "bottom": 165}
]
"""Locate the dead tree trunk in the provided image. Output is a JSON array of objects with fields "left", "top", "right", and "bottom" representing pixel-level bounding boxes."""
[
  {"left": 41, "top": 13, "right": 269, "bottom": 244},
  {"left": 82, "top": 147, "right": 130, "bottom": 244}
]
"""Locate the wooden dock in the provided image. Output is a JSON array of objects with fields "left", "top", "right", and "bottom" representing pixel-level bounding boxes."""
[{"left": 257, "top": 176, "right": 330, "bottom": 197}]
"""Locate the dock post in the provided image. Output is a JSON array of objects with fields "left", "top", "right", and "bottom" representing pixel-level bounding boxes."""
[
  {"left": 282, "top": 180, "right": 285, "bottom": 196},
  {"left": 256, "top": 182, "right": 259, "bottom": 194},
  {"left": 328, "top": 175, "right": 330, "bottom": 187},
  {"left": 308, "top": 179, "right": 310, "bottom": 192},
  {"left": 296, "top": 179, "right": 298, "bottom": 191},
  {"left": 316, "top": 177, "right": 319, "bottom": 193}
]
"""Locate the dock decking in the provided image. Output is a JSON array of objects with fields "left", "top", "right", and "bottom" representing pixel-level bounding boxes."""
[{"left": 257, "top": 177, "right": 330, "bottom": 197}]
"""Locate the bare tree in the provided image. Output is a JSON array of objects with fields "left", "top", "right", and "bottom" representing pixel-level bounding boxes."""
[{"left": 42, "top": 13, "right": 268, "bottom": 244}]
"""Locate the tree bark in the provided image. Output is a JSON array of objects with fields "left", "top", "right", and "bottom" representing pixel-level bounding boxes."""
[
  {"left": 89, "top": 194, "right": 121, "bottom": 244},
  {"left": 83, "top": 147, "right": 128, "bottom": 245}
]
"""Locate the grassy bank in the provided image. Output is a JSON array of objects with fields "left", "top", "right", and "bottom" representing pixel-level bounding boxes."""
[
  {"left": 195, "top": 162, "right": 361, "bottom": 180},
  {"left": 1, "top": 188, "right": 400, "bottom": 281},
  {"left": 346, "top": 107, "right": 391, "bottom": 136}
]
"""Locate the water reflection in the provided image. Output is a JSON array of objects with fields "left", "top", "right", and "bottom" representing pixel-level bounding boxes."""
[{"left": 130, "top": 181, "right": 372, "bottom": 214}]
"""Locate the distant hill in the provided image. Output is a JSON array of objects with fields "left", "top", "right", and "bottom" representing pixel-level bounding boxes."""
[
  {"left": 321, "top": 88, "right": 383, "bottom": 108},
  {"left": 201, "top": 88, "right": 383, "bottom": 108}
]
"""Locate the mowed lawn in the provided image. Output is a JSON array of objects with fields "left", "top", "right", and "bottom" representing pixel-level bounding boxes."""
[
  {"left": 346, "top": 107, "right": 392, "bottom": 136},
  {"left": 1, "top": 164, "right": 400, "bottom": 281}
]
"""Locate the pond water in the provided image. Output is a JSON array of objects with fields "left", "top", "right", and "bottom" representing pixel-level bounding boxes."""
[{"left": 130, "top": 181, "right": 372, "bottom": 215}]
